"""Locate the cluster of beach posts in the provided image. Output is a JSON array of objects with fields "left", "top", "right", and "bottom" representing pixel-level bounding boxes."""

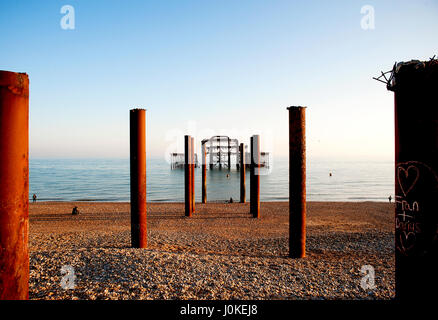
[{"left": 0, "top": 58, "right": 437, "bottom": 300}]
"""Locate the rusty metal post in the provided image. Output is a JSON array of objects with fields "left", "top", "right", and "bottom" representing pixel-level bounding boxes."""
[
  {"left": 185, "top": 135, "right": 192, "bottom": 217},
  {"left": 387, "top": 60, "right": 438, "bottom": 300},
  {"left": 240, "top": 143, "right": 246, "bottom": 203},
  {"left": 191, "top": 136, "right": 195, "bottom": 214},
  {"left": 202, "top": 142, "right": 207, "bottom": 204},
  {"left": 0, "top": 71, "right": 29, "bottom": 300},
  {"left": 249, "top": 137, "right": 253, "bottom": 213},
  {"left": 250, "top": 135, "right": 260, "bottom": 218},
  {"left": 130, "top": 108, "right": 147, "bottom": 248},
  {"left": 250, "top": 137, "right": 254, "bottom": 213},
  {"left": 287, "top": 106, "right": 306, "bottom": 258}
]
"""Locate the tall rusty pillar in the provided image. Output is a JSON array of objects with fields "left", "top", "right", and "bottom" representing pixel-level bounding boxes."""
[
  {"left": 202, "top": 142, "right": 207, "bottom": 204},
  {"left": 240, "top": 143, "right": 246, "bottom": 203},
  {"left": 288, "top": 106, "right": 306, "bottom": 258},
  {"left": 130, "top": 108, "right": 147, "bottom": 248},
  {"left": 0, "top": 71, "right": 29, "bottom": 300},
  {"left": 249, "top": 137, "right": 253, "bottom": 213},
  {"left": 191, "top": 136, "right": 195, "bottom": 214},
  {"left": 387, "top": 60, "right": 438, "bottom": 300},
  {"left": 250, "top": 135, "right": 260, "bottom": 218},
  {"left": 184, "top": 135, "right": 192, "bottom": 217}
]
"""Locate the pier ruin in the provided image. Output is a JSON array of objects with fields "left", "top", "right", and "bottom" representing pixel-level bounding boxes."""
[{"left": 170, "top": 135, "right": 270, "bottom": 170}]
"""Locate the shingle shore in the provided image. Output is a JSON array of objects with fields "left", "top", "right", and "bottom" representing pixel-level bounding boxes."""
[{"left": 29, "top": 201, "right": 395, "bottom": 300}]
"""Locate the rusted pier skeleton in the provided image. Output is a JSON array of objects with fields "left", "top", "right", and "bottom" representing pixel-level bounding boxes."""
[
  {"left": 130, "top": 108, "right": 147, "bottom": 248},
  {"left": 250, "top": 135, "right": 260, "bottom": 218},
  {"left": 385, "top": 59, "right": 438, "bottom": 300},
  {"left": 240, "top": 143, "right": 246, "bottom": 203},
  {"left": 288, "top": 106, "right": 306, "bottom": 258},
  {"left": 0, "top": 71, "right": 29, "bottom": 300}
]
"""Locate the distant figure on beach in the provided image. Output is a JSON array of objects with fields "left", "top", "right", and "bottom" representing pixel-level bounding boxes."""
[
  {"left": 229, "top": 197, "right": 233, "bottom": 203},
  {"left": 32, "top": 194, "right": 37, "bottom": 203},
  {"left": 72, "top": 206, "right": 80, "bottom": 215},
  {"left": 388, "top": 195, "right": 392, "bottom": 203},
  {"left": 329, "top": 172, "right": 332, "bottom": 177},
  {"left": 226, "top": 174, "right": 230, "bottom": 179}
]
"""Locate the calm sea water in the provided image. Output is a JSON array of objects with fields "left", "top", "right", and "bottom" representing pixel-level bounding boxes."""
[{"left": 29, "top": 158, "right": 394, "bottom": 202}]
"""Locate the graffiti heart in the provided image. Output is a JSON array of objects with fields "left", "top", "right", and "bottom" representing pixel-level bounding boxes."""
[
  {"left": 397, "top": 165, "right": 419, "bottom": 197},
  {"left": 399, "top": 231, "right": 416, "bottom": 254}
]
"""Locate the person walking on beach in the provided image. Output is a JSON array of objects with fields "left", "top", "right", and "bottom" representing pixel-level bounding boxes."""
[
  {"left": 388, "top": 195, "right": 392, "bottom": 203},
  {"left": 32, "top": 194, "right": 37, "bottom": 203}
]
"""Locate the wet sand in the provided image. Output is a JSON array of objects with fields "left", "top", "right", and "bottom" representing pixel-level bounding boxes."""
[{"left": 29, "top": 201, "right": 395, "bottom": 300}]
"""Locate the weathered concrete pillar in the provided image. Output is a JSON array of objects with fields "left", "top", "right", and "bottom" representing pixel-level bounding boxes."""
[
  {"left": 250, "top": 135, "right": 260, "bottom": 218},
  {"left": 388, "top": 60, "right": 438, "bottom": 300},
  {"left": 287, "top": 106, "right": 306, "bottom": 258},
  {"left": 0, "top": 71, "right": 29, "bottom": 300},
  {"left": 240, "top": 143, "right": 246, "bottom": 203},
  {"left": 130, "top": 108, "right": 147, "bottom": 248},
  {"left": 202, "top": 142, "right": 207, "bottom": 204},
  {"left": 185, "top": 135, "right": 192, "bottom": 217}
]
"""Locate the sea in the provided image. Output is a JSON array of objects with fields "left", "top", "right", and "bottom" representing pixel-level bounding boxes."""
[{"left": 29, "top": 158, "right": 394, "bottom": 202}]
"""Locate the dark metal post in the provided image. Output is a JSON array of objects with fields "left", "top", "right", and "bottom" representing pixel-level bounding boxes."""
[
  {"left": 185, "top": 135, "right": 192, "bottom": 217},
  {"left": 250, "top": 135, "right": 260, "bottom": 218},
  {"left": 250, "top": 137, "right": 253, "bottom": 213},
  {"left": 240, "top": 143, "right": 246, "bottom": 203},
  {"left": 218, "top": 136, "right": 222, "bottom": 170},
  {"left": 388, "top": 60, "right": 438, "bottom": 300},
  {"left": 202, "top": 142, "right": 207, "bottom": 204},
  {"left": 288, "top": 106, "right": 306, "bottom": 258},
  {"left": 130, "top": 108, "right": 147, "bottom": 248},
  {"left": 228, "top": 137, "right": 231, "bottom": 170},
  {"left": 191, "top": 136, "right": 195, "bottom": 214},
  {"left": 209, "top": 142, "right": 213, "bottom": 170},
  {"left": 0, "top": 71, "right": 29, "bottom": 300}
]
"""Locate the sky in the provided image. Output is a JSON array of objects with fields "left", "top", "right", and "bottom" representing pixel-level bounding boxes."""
[{"left": 1, "top": 0, "right": 437, "bottom": 161}]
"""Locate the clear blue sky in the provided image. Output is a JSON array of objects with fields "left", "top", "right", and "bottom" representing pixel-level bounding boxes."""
[{"left": 1, "top": 0, "right": 437, "bottom": 160}]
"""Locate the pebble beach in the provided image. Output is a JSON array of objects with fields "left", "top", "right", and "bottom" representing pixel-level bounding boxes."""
[{"left": 29, "top": 201, "right": 395, "bottom": 300}]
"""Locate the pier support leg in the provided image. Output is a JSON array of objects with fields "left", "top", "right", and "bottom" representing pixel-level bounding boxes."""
[
  {"left": 0, "top": 71, "right": 29, "bottom": 300},
  {"left": 288, "top": 106, "right": 306, "bottom": 258},
  {"left": 185, "top": 135, "right": 192, "bottom": 217},
  {"left": 130, "top": 108, "right": 147, "bottom": 248},
  {"left": 228, "top": 137, "right": 231, "bottom": 170},
  {"left": 202, "top": 143, "right": 207, "bottom": 204},
  {"left": 209, "top": 147, "right": 213, "bottom": 170},
  {"left": 191, "top": 136, "right": 195, "bottom": 214},
  {"left": 391, "top": 61, "right": 438, "bottom": 300},
  {"left": 240, "top": 143, "right": 246, "bottom": 203},
  {"left": 250, "top": 135, "right": 260, "bottom": 218}
]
